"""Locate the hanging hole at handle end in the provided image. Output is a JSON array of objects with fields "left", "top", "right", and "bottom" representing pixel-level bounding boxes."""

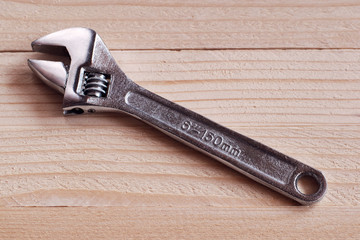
[{"left": 295, "top": 173, "right": 321, "bottom": 196}]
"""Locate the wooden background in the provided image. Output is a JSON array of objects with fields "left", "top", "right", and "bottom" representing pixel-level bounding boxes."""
[{"left": 0, "top": 0, "right": 359, "bottom": 239}]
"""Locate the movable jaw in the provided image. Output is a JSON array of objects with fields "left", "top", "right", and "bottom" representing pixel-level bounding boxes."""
[
  {"left": 28, "top": 28, "right": 129, "bottom": 115},
  {"left": 28, "top": 59, "right": 68, "bottom": 94}
]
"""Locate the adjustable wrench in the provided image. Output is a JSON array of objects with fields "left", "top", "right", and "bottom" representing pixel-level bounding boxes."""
[{"left": 28, "top": 28, "right": 326, "bottom": 205}]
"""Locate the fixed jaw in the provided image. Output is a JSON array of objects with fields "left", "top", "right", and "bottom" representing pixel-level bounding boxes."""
[{"left": 30, "top": 27, "right": 96, "bottom": 60}]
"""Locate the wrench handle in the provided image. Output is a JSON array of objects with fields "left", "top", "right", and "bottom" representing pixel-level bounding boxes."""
[{"left": 121, "top": 83, "right": 326, "bottom": 205}]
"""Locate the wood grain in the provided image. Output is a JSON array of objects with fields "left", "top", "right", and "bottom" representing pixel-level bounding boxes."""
[
  {"left": 1, "top": 0, "right": 360, "bottom": 51},
  {"left": 0, "top": 206, "right": 359, "bottom": 239},
  {"left": 0, "top": 50, "right": 359, "bottom": 208}
]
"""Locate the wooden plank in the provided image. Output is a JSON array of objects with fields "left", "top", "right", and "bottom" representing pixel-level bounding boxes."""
[
  {"left": 0, "top": 50, "right": 359, "bottom": 207},
  {"left": 1, "top": 0, "right": 360, "bottom": 51},
  {"left": 0, "top": 206, "right": 359, "bottom": 239}
]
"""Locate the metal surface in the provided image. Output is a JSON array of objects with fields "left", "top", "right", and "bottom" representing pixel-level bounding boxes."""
[{"left": 28, "top": 27, "right": 327, "bottom": 205}]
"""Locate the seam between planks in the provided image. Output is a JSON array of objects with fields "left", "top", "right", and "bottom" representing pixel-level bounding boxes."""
[{"left": 3, "top": 47, "right": 360, "bottom": 54}]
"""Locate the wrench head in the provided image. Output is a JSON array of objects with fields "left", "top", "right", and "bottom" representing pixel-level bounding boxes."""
[{"left": 28, "top": 28, "right": 129, "bottom": 114}]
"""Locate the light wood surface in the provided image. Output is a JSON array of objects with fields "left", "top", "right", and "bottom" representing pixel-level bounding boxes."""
[
  {"left": 0, "top": 0, "right": 359, "bottom": 239},
  {"left": 2, "top": 0, "right": 360, "bottom": 51},
  {"left": 0, "top": 207, "right": 359, "bottom": 239}
]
